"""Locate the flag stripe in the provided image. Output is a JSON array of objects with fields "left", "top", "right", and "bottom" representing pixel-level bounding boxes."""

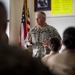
[{"left": 19, "top": 0, "right": 30, "bottom": 47}]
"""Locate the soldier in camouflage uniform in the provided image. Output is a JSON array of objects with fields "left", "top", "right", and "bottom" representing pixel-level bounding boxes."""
[{"left": 24, "top": 11, "right": 61, "bottom": 58}]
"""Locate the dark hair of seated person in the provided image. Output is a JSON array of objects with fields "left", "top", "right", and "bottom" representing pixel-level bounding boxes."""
[
  {"left": 49, "top": 36, "right": 61, "bottom": 52},
  {"left": 63, "top": 27, "right": 75, "bottom": 49}
]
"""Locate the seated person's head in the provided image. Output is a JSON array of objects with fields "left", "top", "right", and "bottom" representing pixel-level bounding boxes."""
[
  {"left": 0, "top": 2, "right": 7, "bottom": 32},
  {"left": 0, "top": 2, "right": 7, "bottom": 42},
  {"left": 49, "top": 36, "right": 61, "bottom": 52},
  {"left": 63, "top": 27, "right": 75, "bottom": 49}
]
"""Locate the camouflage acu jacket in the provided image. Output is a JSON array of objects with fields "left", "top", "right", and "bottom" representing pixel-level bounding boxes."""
[{"left": 24, "top": 23, "right": 61, "bottom": 58}]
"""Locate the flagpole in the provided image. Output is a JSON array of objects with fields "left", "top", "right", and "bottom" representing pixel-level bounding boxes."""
[{"left": 24, "top": 0, "right": 28, "bottom": 34}]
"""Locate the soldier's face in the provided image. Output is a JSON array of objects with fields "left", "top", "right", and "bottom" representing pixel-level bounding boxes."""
[{"left": 35, "top": 13, "right": 45, "bottom": 26}]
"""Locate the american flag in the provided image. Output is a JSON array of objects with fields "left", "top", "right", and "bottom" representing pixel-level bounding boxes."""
[{"left": 19, "top": 0, "right": 30, "bottom": 47}]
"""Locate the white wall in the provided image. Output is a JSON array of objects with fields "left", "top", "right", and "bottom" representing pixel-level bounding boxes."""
[{"left": 46, "top": 16, "right": 75, "bottom": 38}]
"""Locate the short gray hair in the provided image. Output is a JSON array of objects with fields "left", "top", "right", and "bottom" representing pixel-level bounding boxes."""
[{"left": 37, "top": 11, "right": 46, "bottom": 18}]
